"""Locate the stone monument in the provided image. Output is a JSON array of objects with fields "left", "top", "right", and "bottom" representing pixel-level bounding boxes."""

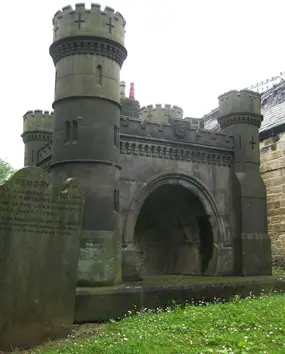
[
  {"left": 0, "top": 167, "right": 85, "bottom": 351},
  {"left": 49, "top": 4, "right": 127, "bottom": 286},
  {"left": 20, "top": 2, "right": 272, "bottom": 297}
]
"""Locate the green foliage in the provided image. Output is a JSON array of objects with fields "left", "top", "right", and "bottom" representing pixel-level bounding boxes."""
[
  {"left": 272, "top": 267, "right": 285, "bottom": 275},
  {"left": 29, "top": 293, "right": 285, "bottom": 354},
  {"left": 0, "top": 158, "right": 15, "bottom": 183}
]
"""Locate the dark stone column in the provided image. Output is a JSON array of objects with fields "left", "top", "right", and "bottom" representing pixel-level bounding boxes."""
[
  {"left": 218, "top": 90, "right": 272, "bottom": 275},
  {"left": 49, "top": 4, "right": 127, "bottom": 286}
]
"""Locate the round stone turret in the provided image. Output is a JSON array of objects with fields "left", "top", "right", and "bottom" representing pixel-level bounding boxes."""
[
  {"left": 217, "top": 91, "right": 271, "bottom": 277},
  {"left": 218, "top": 90, "right": 262, "bottom": 129},
  {"left": 49, "top": 3, "right": 127, "bottom": 287},
  {"left": 50, "top": 4, "right": 127, "bottom": 104},
  {"left": 52, "top": 4, "right": 126, "bottom": 46},
  {"left": 21, "top": 110, "right": 53, "bottom": 166},
  {"left": 217, "top": 89, "right": 263, "bottom": 165},
  {"left": 23, "top": 110, "right": 53, "bottom": 133}
]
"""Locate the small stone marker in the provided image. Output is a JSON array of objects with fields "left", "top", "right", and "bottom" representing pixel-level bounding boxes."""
[{"left": 0, "top": 167, "right": 85, "bottom": 352}]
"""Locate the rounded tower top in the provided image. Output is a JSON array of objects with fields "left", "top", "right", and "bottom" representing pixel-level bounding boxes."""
[
  {"left": 52, "top": 3, "right": 126, "bottom": 47},
  {"left": 23, "top": 110, "right": 53, "bottom": 133},
  {"left": 218, "top": 89, "right": 261, "bottom": 117},
  {"left": 217, "top": 90, "right": 263, "bottom": 129}
]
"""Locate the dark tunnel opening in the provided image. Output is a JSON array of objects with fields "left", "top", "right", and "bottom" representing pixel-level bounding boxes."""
[{"left": 134, "top": 184, "right": 214, "bottom": 276}]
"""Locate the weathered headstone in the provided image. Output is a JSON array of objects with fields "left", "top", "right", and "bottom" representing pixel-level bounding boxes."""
[{"left": 0, "top": 167, "right": 85, "bottom": 352}]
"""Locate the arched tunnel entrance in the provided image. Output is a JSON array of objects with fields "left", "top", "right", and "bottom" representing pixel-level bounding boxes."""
[{"left": 134, "top": 184, "right": 214, "bottom": 276}]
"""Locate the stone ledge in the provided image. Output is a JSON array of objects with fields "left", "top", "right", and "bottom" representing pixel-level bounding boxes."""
[
  {"left": 74, "top": 275, "right": 285, "bottom": 323},
  {"left": 49, "top": 36, "right": 127, "bottom": 67}
]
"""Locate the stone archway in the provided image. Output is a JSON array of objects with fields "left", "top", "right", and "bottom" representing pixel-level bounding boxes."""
[{"left": 122, "top": 173, "right": 225, "bottom": 279}]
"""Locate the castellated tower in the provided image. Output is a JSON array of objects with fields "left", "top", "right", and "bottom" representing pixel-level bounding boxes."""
[
  {"left": 21, "top": 110, "right": 53, "bottom": 166},
  {"left": 218, "top": 90, "right": 272, "bottom": 276},
  {"left": 49, "top": 3, "right": 127, "bottom": 286}
]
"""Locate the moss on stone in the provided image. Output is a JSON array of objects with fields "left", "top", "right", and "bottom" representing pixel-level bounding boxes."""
[{"left": 75, "top": 275, "right": 285, "bottom": 323}]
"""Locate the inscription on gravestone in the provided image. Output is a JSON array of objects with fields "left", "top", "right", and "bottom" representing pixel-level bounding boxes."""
[
  {"left": 0, "top": 167, "right": 85, "bottom": 352},
  {"left": 78, "top": 230, "right": 116, "bottom": 286}
]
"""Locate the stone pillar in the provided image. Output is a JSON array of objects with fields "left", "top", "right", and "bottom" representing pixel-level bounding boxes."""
[
  {"left": 49, "top": 4, "right": 127, "bottom": 286},
  {"left": 218, "top": 90, "right": 272, "bottom": 275},
  {"left": 120, "top": 81, "right": 126, "bottom": 99}
]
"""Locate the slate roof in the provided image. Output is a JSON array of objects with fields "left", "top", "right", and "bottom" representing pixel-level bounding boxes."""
[
  {"left": 203, "top": 81, "right": 285, "bottom": 135},
  {"left": 260, "top": 81, "right": 285, "bottom": 132}
]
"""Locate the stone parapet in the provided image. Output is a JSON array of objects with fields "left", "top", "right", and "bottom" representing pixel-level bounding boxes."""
[
  {"left": 218, "top": 90, "right": 261, "bottom": 117},
  {"left": 23, "top": 110, "right": 53, "bottom": 134},
  {"left": 52, "top": 4, "right": 126, "bottom": 46},
  {"left": 120, "top": 117, "right": 233, "bottom": 150},
  {"left": 140, "top": 104, "right": 183, "bottom": 123}
]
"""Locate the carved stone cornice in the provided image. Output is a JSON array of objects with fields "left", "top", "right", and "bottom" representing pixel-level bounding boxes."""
[
  {"left": 120, "top": 140, "right": 233, "bottom": 166},
  {"left": 49, "top": 36, "right": 127, "bottom": 67},
  {"left": 21, "top": 132, "right": 52, "bottom": 144},
  {"left": 31, "top": 136, "right": 233, "bottom": 168},
  {"left": 217, "top": 113, "right": 263, "bottom": 129}
]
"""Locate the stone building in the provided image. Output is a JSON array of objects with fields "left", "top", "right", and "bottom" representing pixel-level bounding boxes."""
[
  {"left": 203, "top": 80, "right": 285, "bottom": 268},
  {"left": 21, "top": 3, "right": 272, "bottom": 287},
  {"left": 259, "top": 82, "right": 285, "bottom": 268}
]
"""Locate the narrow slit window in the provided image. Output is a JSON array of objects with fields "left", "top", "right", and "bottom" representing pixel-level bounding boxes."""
[
  {"left": 96, "top": 65, "right": 103, "bottom": 86},
  {"left": 114, "top": 189, "right": 119, "bottom": 212},
  {"left": 64, "top": 121, "right": 71, "bottom": 143},
  {"left": 114, "top": 125, "right": 119, "bottom": 148},
  {"left": 72, "top": 120, "right": 78, "bottom": 143}
]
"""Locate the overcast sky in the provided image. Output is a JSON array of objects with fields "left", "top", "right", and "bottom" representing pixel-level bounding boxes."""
[{"left": 2, "top": 0, "right": 285, "bottom": 168}]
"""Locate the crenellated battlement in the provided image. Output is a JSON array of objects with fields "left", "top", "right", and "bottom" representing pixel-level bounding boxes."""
[
  {"left": 218, "top": 89, "right": 261, "bottom": 117},
  {"left": 140, "top": 104, "right": 184, "bottom": 123},
  {"left": 218, "top": 90, "right": 263, "bottom": 129},
  {"left": 183, "top": 117, "right": 204, "bottom": 129},
  {"left": 120, "top": 117, "right": 233, "bottom": 150},
  {"left": 52, "top": 3, "right": 126, "bottom": 47},
  {"left": 23, "top": 110, "right": 53, "bottom": 134}
]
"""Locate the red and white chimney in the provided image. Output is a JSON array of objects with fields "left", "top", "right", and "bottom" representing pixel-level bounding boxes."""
[{"left": 129, "top": 82, "right": 135, "bottom": 99}]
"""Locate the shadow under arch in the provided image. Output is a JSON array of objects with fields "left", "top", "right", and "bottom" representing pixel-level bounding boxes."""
[{"left": 122, "top": 172, "right": 226, "bottom": 276}]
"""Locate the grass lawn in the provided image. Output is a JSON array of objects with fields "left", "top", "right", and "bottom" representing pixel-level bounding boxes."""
[{"left": 30, "top": 291, "right": 285, "bottom": 354}]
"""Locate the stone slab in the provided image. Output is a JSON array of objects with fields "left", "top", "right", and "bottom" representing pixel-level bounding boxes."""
[
  {"left": 74, "top": 275, "right": 285, "bottom": 323},
  {"left": 77, "top": 230, "right": 119, "bottom": 286},
  {"left": 0, "top": 167, "right": 85, "bottom": 351},
  {"left": 241, "top": 233, "right": 272, "bottom": 276},
  {"left": 122, "top": 244, "right": 143, "bottom": 281}
]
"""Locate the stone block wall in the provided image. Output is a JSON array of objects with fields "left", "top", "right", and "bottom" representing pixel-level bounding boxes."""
[{"left": 260, "top": 132, "right": 285, "bottom": 268}]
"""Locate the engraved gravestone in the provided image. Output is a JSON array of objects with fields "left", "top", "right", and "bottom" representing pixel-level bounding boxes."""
[{"left": 0, "top": 167, "right": 85, "bottom": 352}]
